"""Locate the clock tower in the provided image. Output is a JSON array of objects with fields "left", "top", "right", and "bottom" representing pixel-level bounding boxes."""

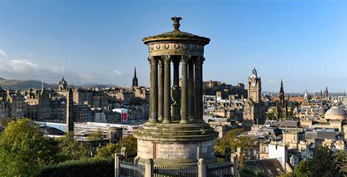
[
  {"left": 248, "top": 68, "right": 261, "bottom": 104},
  {"left": 243, "top": 67, "right": 264, "bottom": 126}
]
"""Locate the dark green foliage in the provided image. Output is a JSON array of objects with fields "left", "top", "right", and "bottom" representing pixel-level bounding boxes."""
[
  {"left": 289, "top": 147, "right": 346, "bottom": 177},
  {"left": 0, "top": 118, "right": 59, "bottom": 177},
  {"left": 38, "top": 158, "right": 114, "bottom": 177},
  {"left": 56, "top": 132, "right": 88, "bottom": 161}
]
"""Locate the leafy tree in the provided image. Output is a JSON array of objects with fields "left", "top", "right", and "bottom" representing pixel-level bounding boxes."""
[
  {"left": 310, "top": 147, "right": 338, "bottom": 177},
  {"left": 291, "top": 160, "right": 311, "bottom": 177},
  {"left": 57, "top": 132, "right": 87, "bottom": 161},
  {"left": 0, "top": 118, "right": 58, "bottom": 177},
  {"left": 215, "top": 128, "right": 254, "bottom": 156},
  {"left": 120, "top": 135, "right": 137, "bottom": 155},
  {"left": 288, "top": 147, "right": 343, "bottom": 177},
  {"left": 336, "top": 151, "right": 347, "bottom": 176},
  {"left": 1, "top": 117, "right": 16, "bottom": 127},
  {"left": 95, "top": 143, "right": 121, "bottom": 159},
  {"left": 87, "top": 129, "right": 104, "bottom": 142}
]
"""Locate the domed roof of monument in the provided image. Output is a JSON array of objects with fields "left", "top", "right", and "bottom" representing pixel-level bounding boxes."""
[
  {"left": 324, "top": 106, "right": 347, "bottom": 120},
  {"left": 143, "top": 17, "right": 210, "bottom": 45}
]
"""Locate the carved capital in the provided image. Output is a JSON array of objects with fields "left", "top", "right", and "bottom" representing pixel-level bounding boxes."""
[
  {"left": 148, "top": 57, "right": 157, "bottom": 65},
  {"left": 195, "top": 56, "right": 205, "bottom": 65},
  {"left": 181, "top": 55, "right": 191, "bottom": 63},
  {"left": 161, "top": 55, "right": 171, "bottom": 63}
]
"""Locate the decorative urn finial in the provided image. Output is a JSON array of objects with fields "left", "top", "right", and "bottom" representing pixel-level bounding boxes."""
[{"left": 171, "top": 17, "right": 182, "bottom": 31}]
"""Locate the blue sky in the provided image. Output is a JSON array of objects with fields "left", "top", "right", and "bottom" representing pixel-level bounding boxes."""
[{"left": 0, "top": 0, "right": 346, "bottom": 92}]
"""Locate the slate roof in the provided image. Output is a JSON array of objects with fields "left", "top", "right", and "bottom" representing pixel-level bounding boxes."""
[{"left": 243, "top": 158, "right": 286, "bottom": 177}]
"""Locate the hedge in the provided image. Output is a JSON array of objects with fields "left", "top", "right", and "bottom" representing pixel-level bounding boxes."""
[{"left": 38, "top": 158, "right": 114, "bottom": 177}]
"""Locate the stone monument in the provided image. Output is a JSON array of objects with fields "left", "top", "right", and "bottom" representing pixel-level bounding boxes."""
[{"left": 134, "top": 17, "right": 217, "bottom": 167}]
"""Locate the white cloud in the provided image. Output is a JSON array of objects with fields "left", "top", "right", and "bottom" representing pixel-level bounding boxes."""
[
  {"left": 0, "top": 49, "right": 7, "bottom": 59},
  {"left": 0, "top": 49, "right": 132, "bottom": 86},
  {"left": 113, "top": 69, "right": 125, "bottom": 77},
  {"left": 0, "top": 59, "right": 40, "bottom": 74}
]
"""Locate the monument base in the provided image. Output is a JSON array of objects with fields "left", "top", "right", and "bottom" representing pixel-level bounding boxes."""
[{"left": 134, "top": 122, "right": 218, "bottom": 166}]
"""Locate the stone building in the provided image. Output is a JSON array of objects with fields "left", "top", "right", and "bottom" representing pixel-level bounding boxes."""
[
  {"left": 5, "top": 90, "right": 25, "bottom": 118},
  {"left": 58, "top": 77, "right": 68, "bottom": 91},
  {"left": 134, "top": 17, "right": 217, "bottom": 166},
  {"left": 243, "top": 68, "right": 264, "bottom": 125}
]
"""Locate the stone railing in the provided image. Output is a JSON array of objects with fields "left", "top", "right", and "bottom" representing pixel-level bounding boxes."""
[{"left": 115, "top": 154, "right": 238, "bottom": 177}]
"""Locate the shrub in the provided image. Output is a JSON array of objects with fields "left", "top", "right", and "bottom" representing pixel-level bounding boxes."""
[{"left": 38, "top": 157, "right": 114, "bottom": 177}]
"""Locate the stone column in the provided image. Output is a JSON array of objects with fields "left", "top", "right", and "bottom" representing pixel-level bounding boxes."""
[
  {"left": 158, "top": 59, "right": 164, "bottom": 122},
  {"left": 114, "top": 153, "right": 120, "bottom": 177},
  {"left": 149, "top": 57, "right": 158, "bottom": 123},
  {"left": 188, "top": 59, "right": 195, "bottom": 122},
  {"left": 171, "top": 59, "right": 181, "bottom": 121},
  {"left": 180, "top": 56, "right": 189, "bottom": 124},
  {"left": 194, "top": 57, "right": 204, "bottom": 122},
  {"left": 198, "top": 158, "right": 207, "bottom": 177},
  {"left": 145, "top": 159, "right": 154, "bottom": 177},
  {"left": 162, "top": 56, "right": 171, "bottom": 124}
]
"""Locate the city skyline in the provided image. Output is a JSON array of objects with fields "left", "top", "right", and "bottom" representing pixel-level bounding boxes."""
[{"left": 1, "top": 0, "right": 347, "bottom": 92}]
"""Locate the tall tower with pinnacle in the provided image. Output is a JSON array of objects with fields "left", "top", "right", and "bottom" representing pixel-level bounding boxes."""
[
  {"left": 66, "top": 88, "right": 74, "bottom": 133},
  {"left": 132, "top": 67, "right": 138, "bottom": 87},
  {"left": 243, "top": 67, "right": 263, "bottom": 125},
  {"left": 324, "top": 86, "right": 329, "bottom": 99},
  {"left": 277, "top": 80, "right": 288, "bottom": 119}
]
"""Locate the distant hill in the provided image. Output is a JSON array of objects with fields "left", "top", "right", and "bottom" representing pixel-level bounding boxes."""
[
  {"left": 0, "top": 77, "right": 57, "bottom": 90},
  {"left": 0, "top": 78, "right": 117, "bottom": 90}
]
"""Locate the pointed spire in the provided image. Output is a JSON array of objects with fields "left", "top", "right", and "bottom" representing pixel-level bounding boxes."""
[
  {"left": 280, "top": 79, "right": 284, "bottom": 93},
  {"left": 132, "top": 66, "right": 139, "bottom": 87}
]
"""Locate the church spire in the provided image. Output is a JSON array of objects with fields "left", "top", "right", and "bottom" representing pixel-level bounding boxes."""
[{"left": 132, "top": 67, "right": 138, "bottom": 87}]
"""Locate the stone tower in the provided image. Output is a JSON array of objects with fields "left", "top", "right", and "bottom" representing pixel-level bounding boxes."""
[
  {"left": 243, "top": 68, "right": 263, "bottom": 125},
  {"left": 324, "top": 86, "right": 329, "bottom": 99},
  {"left": 134, "top": 17, "right": 217, "bottom": 167},
  {"left": 59, "top": 77, "right": 67, "bottom": 91},
  {"left": 132, "top": 67, "right": 138, "bottom": 87},
  {"left": 66, "top": 88, "right": 74, "bottom": 133},
  {"left": 277, "top": 80, "right": 288, "bottom": 119},
  {"left": 248, "top": 68, "right": 261, "bottom": 103}
]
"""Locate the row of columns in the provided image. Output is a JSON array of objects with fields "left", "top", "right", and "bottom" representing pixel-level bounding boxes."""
[{"left": 148, "top": 55, "right": 204, "bottom": 124}]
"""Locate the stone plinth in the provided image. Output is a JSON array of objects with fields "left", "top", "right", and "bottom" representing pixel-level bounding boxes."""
[{"left": 134, "top": 122, "right": 217, "bottom": 166}]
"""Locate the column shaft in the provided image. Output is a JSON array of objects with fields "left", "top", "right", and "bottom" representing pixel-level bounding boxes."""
[
  {"left": 158, "top": 59, "right": 164, "bottom": 122},
  {"left": 171, "top": 59, "right": 181, "bottom": 121},
  {"left": 162, "top": 56, "right": 171, "bottom": 123},
  {"left": 194, "top": 57, "right": 204, "bottom": 122},
  {"left": 188, "top": 59, "right": 195, "bottom": 122},
  {"left": 180, "top": 56, "right": 189, "bottom": 124},
  {"left": 149, "top": 57, "right": 158, "bottom": 123}
]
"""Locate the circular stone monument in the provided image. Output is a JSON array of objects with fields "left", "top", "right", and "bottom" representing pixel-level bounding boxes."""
[{"left": 134, "top": 17, "right": 217, "bottom": 167}]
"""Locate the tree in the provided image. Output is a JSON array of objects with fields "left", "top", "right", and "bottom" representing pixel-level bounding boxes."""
[
  {"left": 289, "top": 147, "right": 343, "bottom": 177},
  {"left": 95, "top": 143, "right": 121, "bottom": 159},
  {"left": 0, "top": 118, "right": 58, "bottom": 177},
  {"left": 57, "top": 132, "right": 87, "bottom": 161},
  {"left": 291, "top": 160, "right": 311, "bottom": 177},
  {"left": 1, "top": 117, "right": 16, "bottom": 127},
  {"left": 310, "top": 147, "right": 338, "bottom": 177},
  {"left": 120, "top": 135, "right": 137, "bottom": 155},
  {"left": 215, "top": 128, "right": 254, "bottom": 156},
  {"left": 87, "top": 129, "right": 104, "bottom": 142},
  {"left": 336, "top": 151, "right": 347, "bottom": 176}
]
